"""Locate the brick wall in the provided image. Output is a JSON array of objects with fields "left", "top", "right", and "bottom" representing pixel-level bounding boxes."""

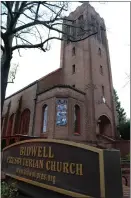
[
  {"left": 2, "top": 83, "right": 37, "bottom": 136},
  {"left": 34, "top": 87, "right": 86, "bottom": 141},
  {"left": 115, "top": 141, "right": 130, "bottom": 157},
  {"left": 37, "top": 68, "right": 63, "bottom": 95}
]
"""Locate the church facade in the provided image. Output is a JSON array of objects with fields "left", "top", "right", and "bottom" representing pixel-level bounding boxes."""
[{"left": 2, "top": 3, "right": 119, "bottom": 149}]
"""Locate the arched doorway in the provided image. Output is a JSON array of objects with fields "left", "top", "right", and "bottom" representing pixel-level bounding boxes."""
[{"left": 97, "top": 115, "right": 112, "bottom": 137}]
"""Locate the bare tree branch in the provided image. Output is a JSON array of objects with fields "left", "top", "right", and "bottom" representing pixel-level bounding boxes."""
[
  {"left": 12, "top": 31, "right": 98, "bottom": 52},
  {"left": 10, "top": 18, "right": 73, "bottom": 35},
  {"left": 70, "top": 32, "right": 98, "bottom": 42},
  {"left": 1, "top": 45, "right": 5, "bottom": 52},
  {"left": 44, "top": 2, "right": 68, "bottom": 11},
  {"left": 1, "top": 26, "right": 6, "bottom": 30},
  {"left": 1, "top": 1, "right": 102, "bottom": 114},
  {"left": 15, "top": 36, "right": 22, "bottom": 57},
  {"left": 1, "top": 32, "right": 5, "bottom": 42},
  {"left": 14, "top": 1, "right": 21, "bottom": 13},
  {"left": 35, "top": 1, "right": 40, "bottom": 20},
  {"left": 15, "top": 34, "right": 33, "bottom": 45},
  {"left": 12, "top": 36, "right": 64, "bottom": 51},
  {"left": 44, "top": 4, "right": 58, "bottom": 15},
  {"left": 8, "top": 64, "right": 19, "bottom": 83},
  {"left": 6, "top": 1, "right": 14, "bottom": 19},
  {"left": 1, "top": 12, "right": 7, "bottom": 16}
]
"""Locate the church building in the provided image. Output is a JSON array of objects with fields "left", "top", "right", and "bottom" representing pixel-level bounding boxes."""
[
  {"left": 1, "top": 3, "right": 122, "bottom": 149},
  {"left": 2, "top": 2, "right": 130, "bottom": 188}
]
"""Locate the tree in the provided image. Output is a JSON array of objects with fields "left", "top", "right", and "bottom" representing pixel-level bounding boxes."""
[
  {"left": 7, "top": 63, "right": 18, "bottom": 84},
  {"left": 119, "top": 119, "right": 130, "bottom": 140},
  {"left": 1, "top": 1, "right": 99, "bottom": 113},
  {"left": 113, "top": 88, "right": 126, "bottom": 125},
  {"left": 113, "top": 88, "right": 130, "bottom": 140}
]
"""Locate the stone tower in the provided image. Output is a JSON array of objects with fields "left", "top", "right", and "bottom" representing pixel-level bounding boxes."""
[{"left": 60, "top": 3, "right": 117, "bottom": 142}]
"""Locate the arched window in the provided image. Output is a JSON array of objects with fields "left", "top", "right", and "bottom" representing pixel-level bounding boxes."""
[
  {"left": 7, "top": 114, "right": 14, "bottom": 136},
  {"left": 74, "top": 105, "right": 80, "bottom": 134},
  {"left": 19, "top": 109, "right": 30, "bottom": 135},
  {"left": 42, "top": 105, "right": 48, "bottom": 133}
]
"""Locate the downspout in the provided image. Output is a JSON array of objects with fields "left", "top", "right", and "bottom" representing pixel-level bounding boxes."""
[{"left": 31, "top": 82, "right": 38, "bottom": 136}]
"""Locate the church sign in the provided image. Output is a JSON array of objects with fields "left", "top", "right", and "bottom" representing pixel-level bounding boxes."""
[{"left": 2, "top": 139, "right": 123, "bottom": 198}]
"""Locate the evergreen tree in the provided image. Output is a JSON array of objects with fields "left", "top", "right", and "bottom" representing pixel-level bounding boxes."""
[
  {"left": 113, "top": 88, "right": 130, "bottom": 140},
  {"left": 119, "top": 119, "right": 130, "bottom": 140},
  {"left": 113, "top": 89, "right": 126, "bottom": 125}
]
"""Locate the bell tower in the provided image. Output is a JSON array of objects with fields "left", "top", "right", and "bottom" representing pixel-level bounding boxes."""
[{"left": 60, "top": 2, "right": 117, "bottom": 141}]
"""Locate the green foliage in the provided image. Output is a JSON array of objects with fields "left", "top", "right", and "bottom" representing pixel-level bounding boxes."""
[
  {"left": 121, "top": 153, "right": 130, "bottom": 162},
  {"left": 1, "top": 181, "right": 19, "bottom": 198},
  {"left": 126, "top": 153, "right": 130, "bottom": 161},
  {"left": 113, "top": 88, "right": 127, "bottom": 125},
  {"left": 113, "top": 88, "right": 130, "bottom": 140},
  {"left": 119, "top": 119, "right": 130, "bottom": 140}
]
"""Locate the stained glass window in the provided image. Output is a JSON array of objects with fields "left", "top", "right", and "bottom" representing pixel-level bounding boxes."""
[
  {"left": 42, "top": 105, "right": 48, "bottom": 133},
  {"left": 56, "top": 99, "right": 67, "bottom": 126}
]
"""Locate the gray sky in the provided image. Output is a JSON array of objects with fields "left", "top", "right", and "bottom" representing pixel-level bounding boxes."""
[{"left": 6, "top": 2, "right": 130, "bottom": 118}]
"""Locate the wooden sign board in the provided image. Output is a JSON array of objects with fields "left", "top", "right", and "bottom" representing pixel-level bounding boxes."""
[{"left": 2, "top": 139, "right": 123, "bottom": 198}]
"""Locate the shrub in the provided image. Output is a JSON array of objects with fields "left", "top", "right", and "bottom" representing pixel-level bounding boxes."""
[{"left": 1, "top": 181, "right": 19, "bottom": 198}]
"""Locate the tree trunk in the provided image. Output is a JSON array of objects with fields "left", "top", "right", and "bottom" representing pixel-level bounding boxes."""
[{"left": 1, "top": 53, "right": 11, "bottom": 114}]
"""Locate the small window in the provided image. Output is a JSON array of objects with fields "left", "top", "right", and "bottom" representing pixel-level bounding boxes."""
[
  {"left": 74, "top": 105, "right": 80, "bottom": 134},
  {"left": 72, "top": 85, "right": 75, "bottom": 88},
  {"left": 72, "top": 64, "right": 75, "bottom": 74},
  {"left": 42, "top": 105, "right": 48, "bottom": 133},
  {"left": 72, "top": 47, "right": 76, "bottom": 56},
  {"left": 100, "top": 65, "right": 103, "bottom": 75},
  {"left": 102, "top": 85, "right": 105, "bottom": 97},
  {"left": 98, "top": 48, "right": 101, "bottom": 56}
]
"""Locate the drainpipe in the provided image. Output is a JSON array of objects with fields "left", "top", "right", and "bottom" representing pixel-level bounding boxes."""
[{"left": 31, "top": 83, "right": 38, "bottom": 136}]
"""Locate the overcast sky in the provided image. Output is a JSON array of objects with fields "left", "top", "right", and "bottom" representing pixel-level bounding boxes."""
[{"left": 6, "top": 2, "right": 130, "bottom": 118}]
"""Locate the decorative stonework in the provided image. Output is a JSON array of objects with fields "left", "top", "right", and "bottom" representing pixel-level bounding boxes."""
[{"left": 85, "top": 83, "right": 97, "bottom": 90}]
